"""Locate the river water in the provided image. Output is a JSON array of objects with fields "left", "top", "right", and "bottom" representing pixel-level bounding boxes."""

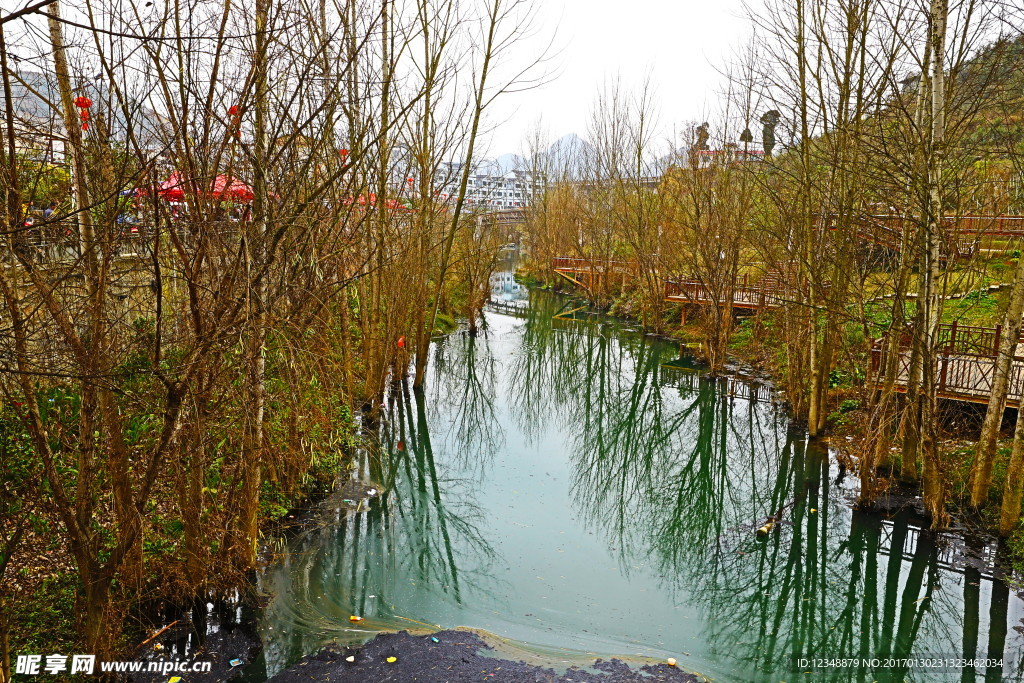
[{"left": 250, "top": 271, "right": 1024, "bottom": 682}]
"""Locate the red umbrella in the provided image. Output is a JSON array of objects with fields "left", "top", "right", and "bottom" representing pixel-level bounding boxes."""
[
  {"left": 137, "top": 172, "right": 255, "bottom": 202},
  {"left": 156, "top": 171, "right": 188, "bottom": 201},
  {"left": 210, "top": 175, "right": 254, "bottom": 202}
]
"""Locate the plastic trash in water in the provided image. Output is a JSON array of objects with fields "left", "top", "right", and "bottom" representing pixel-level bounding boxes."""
[
  {"left": 430, "top": 637, "right": 439, "bottom": 643},
  {"left": 667, "top": 658, "right": 677, "bottom": 666},
  {"left": 349, "top": 615, "right": 363, "bottom": 622},
  {"left": 229, "top": 659, "right": 243, "bottom": 667},
  {"left": 169, "top": 678, "right": 181, "bottom": 683},
  {"left": 386, "top": 656, "right": 397, "bottom": 663},
  {"left": 345, "top": 656, "right": 356, "bottom": 663}
]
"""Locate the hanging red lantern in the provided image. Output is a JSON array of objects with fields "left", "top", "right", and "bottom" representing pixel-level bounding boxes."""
[
  {"left": 397, "top": 336, "right": 406, "bottom": 349},
  {"left": 227, "top": 105, "right": 241, "bottom": 138},
  {"left": 73, "top": 96, "right": 92, "bottom": 131},
  {"left": 339, "top": 148, "right": 348, "bottom": 157},
  {"left": 407, "top": 177, "right": 414, "bottom": 184},
  {"left": 397, "top": 440, "right": 405, "bottom": 451}
]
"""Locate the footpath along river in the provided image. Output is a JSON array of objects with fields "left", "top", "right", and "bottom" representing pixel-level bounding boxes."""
[{"left": 246, "top": 272, "right": 1024, "bottom": 682}]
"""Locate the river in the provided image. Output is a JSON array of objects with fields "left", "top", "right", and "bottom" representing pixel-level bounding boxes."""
[{"left": 248, "top": 270, "right": 1024, "bottom": 682}]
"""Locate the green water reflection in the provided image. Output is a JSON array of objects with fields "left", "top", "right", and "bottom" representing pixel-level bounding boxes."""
[{"left": 256, "top": 281, "right": 1024, "bottom": 682}]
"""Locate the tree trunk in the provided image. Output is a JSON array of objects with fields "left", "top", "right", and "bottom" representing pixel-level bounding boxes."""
[
  {"left": 971, "top": 257, "right": 1024, "bottom": 507},
  {"left": 919, "top": 0, "right": 949, "bottom": 529},
  {"left": 240, "top": 0, "right": 271, "bottom": 567},
  {"left": 46, "top": 3, "right": 95, "bottom": 265},
  {"left": 999, "top": 408, "right": 1024, "bottom": 536}
]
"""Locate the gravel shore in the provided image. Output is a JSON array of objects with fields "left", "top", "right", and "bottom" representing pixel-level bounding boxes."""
[{"left": 268, "top": 630, "right": 699, "bottom": 683}]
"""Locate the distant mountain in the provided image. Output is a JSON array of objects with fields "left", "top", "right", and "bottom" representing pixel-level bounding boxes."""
[
  {"left": 486, "top": 134, "right": 682, "bottom": 180},
  {"left": 544, "top": 133, "right": 594, "bottom": 180},
  {"left": 481, "top": 133, "right": 597, "bottom": 180},
  {"left": 492, "top": 152, "right": 524, "bottom": 175}
]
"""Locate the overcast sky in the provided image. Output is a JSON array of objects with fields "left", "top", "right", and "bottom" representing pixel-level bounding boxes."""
[{"left": 483, "top": 0, "right": 762, "bottom": 156}]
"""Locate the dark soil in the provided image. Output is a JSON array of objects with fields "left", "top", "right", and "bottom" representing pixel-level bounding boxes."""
[
  {"left": 129, "top": 611, "right": 262, "bottom": 682},
  {"left": 268, "top": 630, "right": 699, "bottom": 682}
]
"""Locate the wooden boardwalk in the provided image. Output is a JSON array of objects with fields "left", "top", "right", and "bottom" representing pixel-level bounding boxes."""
[
  {"left": 551, "top": 256, "right": 637, "bottom": 288},
  {"left": 853, "top": 217, "right": 978, "bottom": 259},
  {"left": 550, "top": 256, "right": 797, "bottom": 316},
  {"left": 480, "top": 208, "right": 528, "bottom": 225},
  {"left": 484, "top": 298, "right": 530, "bottom": 316},
  {"left": 846, "top": 214, "right": 1024, "bottom": 259},
  {"left": 869, "top": 322, "right": 1024, "bottom": 407},
  {"left": 664, "top": 274, "right": 785, "bottom": 311}
]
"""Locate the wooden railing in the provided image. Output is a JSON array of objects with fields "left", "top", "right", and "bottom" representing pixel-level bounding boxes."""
[
  {"left": 882, "top": 321, "right": 1022, "bottom": 358},
  {"left": 869, "top": 322, "right": 1024, "bottom": 405},
  {"left": 10, "top": 221, "right": 158, "bottom": 261},
  {"left": 855, "top": 217, "right": 904, "bottom": 250},
  {"left": 938, "top": 322, "right": 1004, "bottom": 356},
  {"left": 664, "top": 275, "right": 785, "bottom": 309},
  {"left": 949, "top": 215, "right": 1024, "bottom": 237},
  {"left": 859, "top": 214, "right": 1024, "bottom": 236},
  {"left": 826, "top": 214, "right": 1024, "bottom": 258},
  {"left": 484, "top": 209, "right": 528, "bottom": 224},
  {"left": 870, "top": 342, "right": 1024, "bottom": 405},
  {"left": 551, "top": 256, "right": 637, "bottom": 273}
]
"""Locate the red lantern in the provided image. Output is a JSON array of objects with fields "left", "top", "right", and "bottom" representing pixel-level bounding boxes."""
[
  {"left": 227, "top": 105, "right": 241, "bottom": 138},
  {"left": 397, "top": 440, "right": 405, "bottom": 451},
  {"left": 407, "top": 177, "right": 414, "bottom": 184},
  {"left": 74, "top": 96, "right": 92, "bottom": 131},
  {"left": 397, "top": 336, "right": 406, "bottom": 349},
  {"left": 339, "top": 149, "right": 348, "bottom": 158}
]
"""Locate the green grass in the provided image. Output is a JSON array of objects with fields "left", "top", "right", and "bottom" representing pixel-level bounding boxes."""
[{"left": 8, "top": 573, "right": 80, "bottom": 656}]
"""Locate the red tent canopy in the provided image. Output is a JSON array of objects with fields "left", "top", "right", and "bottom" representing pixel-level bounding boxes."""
[
  {"left": 139, "top": 172, "right": 255, "bottom": 202},
  {"left": 210, "top": 174, "right": 255, "bottom": 202}
]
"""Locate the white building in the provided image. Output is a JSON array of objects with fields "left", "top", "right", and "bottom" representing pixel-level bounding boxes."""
[
  {"left": 458, "top": 168, "right": 542, "bottom": 208},
  {"left": 422, "top": 160, "right": 544, "bottom": 209}
]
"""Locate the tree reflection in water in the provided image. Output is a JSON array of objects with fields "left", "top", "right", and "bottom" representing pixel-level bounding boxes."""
[
  {"left": 257, "top": 382, "right": 497, "bottom": 677},
  {"left": 257, "top": 282, "right": 1022, "bottom": 682},
  {"left": 505, "top": 288, "right": 1021, "bottom": 682}
]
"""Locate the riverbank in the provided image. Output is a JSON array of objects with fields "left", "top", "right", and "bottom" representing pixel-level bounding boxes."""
[
  {"left": 269, "top": 630, "right": 699, "bottom": 683},
  {"left": 566, "top": 269, "right": 1024, "bottom": 576},
  {"left": 519, "top": 272, "right": 1024, "bottom": 572},
  {"left": 213, "top": 287, "right": 1024, "bottom": 680}
]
